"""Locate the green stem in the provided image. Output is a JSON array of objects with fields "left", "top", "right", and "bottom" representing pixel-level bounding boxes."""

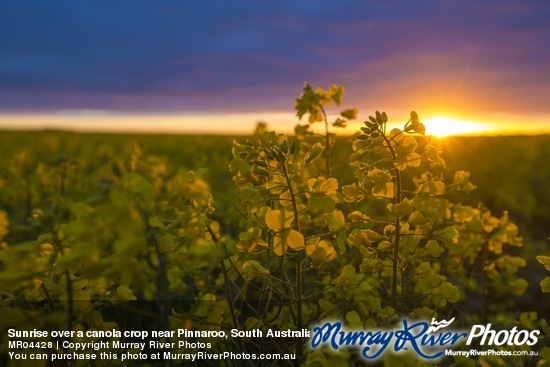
[
  {"left": 53, "top": 229, "right": 73, "bottom": 335},
  {"left": 322, "top": 106, "right": 331, "bottom": 178},
  {"left": 383, "top": 132, "right": 402, "bottom": 312},
  {"left": 206, "top": 224, "right": 240, "bottom": 330},
  {"left": 282, "top": 163, "right": 304, "bottom": 363}
]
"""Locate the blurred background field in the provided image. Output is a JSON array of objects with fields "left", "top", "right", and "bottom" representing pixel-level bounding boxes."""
[{"left": 1, "top": 130, "right": 547, "bottom": 313}]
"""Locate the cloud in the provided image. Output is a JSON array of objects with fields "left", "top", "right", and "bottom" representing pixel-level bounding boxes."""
[{"left": 0, "top": 0, "right": 548, "bottom": 120}]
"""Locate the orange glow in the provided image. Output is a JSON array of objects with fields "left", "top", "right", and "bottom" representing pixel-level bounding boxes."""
[
  {"left": 421, "top": 116, "right": 496, "bottom": 137},
  {"left": 0, "top": 112, "right": 548, "bottom": 136}
]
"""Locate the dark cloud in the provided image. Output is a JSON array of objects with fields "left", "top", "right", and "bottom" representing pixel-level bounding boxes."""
[{"left": 0, "top": 0, "right": 548, "bottom": 118}]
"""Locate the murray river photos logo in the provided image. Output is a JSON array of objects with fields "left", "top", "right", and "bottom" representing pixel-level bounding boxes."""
[{"left": 310, "top": 318, "right": 540, "bottom": 360}]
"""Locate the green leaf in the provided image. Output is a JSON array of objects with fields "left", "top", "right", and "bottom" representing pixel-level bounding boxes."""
[
  {"left": 0, "top": 210, "right": 9, "bottom": 240},
  {"left": 306, "top": 240, "right": 337, "bottom": 268},
  {"left": 285, "top": 229, "right": 305, "bottom": 251},
  {"left": 273, "top": 229, "right": 304, "bottom": 255},
  {"left": 537, "top": 256, "right": 550, "bottom": 271},
  {"left": 304, "top": 143, "right": 325, "bottom": 165},
  {"left": 327, "top": 210, "right": 345, "bottom": 231},
  {"left": 332, "top": 265, "right": 356, "bottom": 286},
  {"left": 333, "top": 118, "right": 347, "bottom": 128},
  {"left": 453, "top": 171, "right": 477, "bottom": 192},
  {"left": 112, "top": 285, "right": 137, "bottom": 302},
  {"left": 308, "top": 177, "right": 339, "bottom": 194},
  {"left": 308, "top": 196, "right": 335, "bottom": 213},
  {"left": 413, "top": 122, "right": 426, "bottom": 135},
  {"left": 387, "top": 198, "right": 414, "bottom": 217},
  {"left": 242, "top": 260, "right": 270, "bottom": 280},
  {"left": 433, "top": 226, "right": 459, "bottom": 245},
  {"left": 541, "top": 277, "right": 550, "bottom": 293},
  {"left": 167, "top": 267, "right": 187, "bottom": 293},
  {"left": 425, "top": 240, "right": 444, "bottom": 257},
  {"left": 265, "top": 208, "right": 293, "bottom": 231},
  {"left": 341, "top": 108, "right": 358, "bottom": 120},
  {"left": 367, "top": 169, "right": 395, "bottom": 198},
  {"left": 329, "top": 84, "right": 345, "bottom": 105},
  {"left": 432, "top": 282, "right": 460, "bottom": 306},
  {"left": 410, "top": 111, "right": 419, "bottom": 125},
  {"left": 394, "top": 136, "right": 421, "bottom": 170},
  {"left": 495, "top": 255, "right": 526, "bottom": 273},
  {"left": 509, "top": 278, "right": 528, "bottom": 295},
  {"left": 342, "top": 184, "right": 367, "bottom": 202},
  {"left": 346, "top": 311, "right": 362, "bottom": 328}
]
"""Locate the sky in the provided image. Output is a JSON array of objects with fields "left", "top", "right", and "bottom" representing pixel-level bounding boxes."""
[{"left": 0, "top": 0, "right": 549, "bottom": 135}]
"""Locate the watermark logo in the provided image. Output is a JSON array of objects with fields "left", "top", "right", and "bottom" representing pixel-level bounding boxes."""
[
  {"left": 310, "top": 318, "right": 540, "bottom": 360},
  {"left": 427, "top": 317, "right": 455, "bottom": 333}
]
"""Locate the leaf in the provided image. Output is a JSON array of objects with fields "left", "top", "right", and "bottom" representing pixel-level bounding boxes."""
[
  {"left": 285, "top": 229, "right": 305, "bottom": 251},
  {"left": 307, "top": 177, "right": 339, "bottom": 213},
  {"left": 328, "top": 210, "right": 345, "bottom": 231},
  {"left": 496, "top": 255, "right": 526, "bottom": 273},
  {"left": 425, "top": 240, "right": 444, "bottom": 258},
  {"left": 242, "top": 260, "right": 270, "bottom": 280},
  {"left": 413, "top": 122, "right": 426, "bottom": 135},
  {"left": 347, "top": 210, "right": 370, "bottom": 224},
  {"left": 342, "top": 184, "right": 366, "bottom": 202},
  {"left": 333, "top": 118, "right": 347, "bottom": 128},
  {"left": 387, "top": 198, "right": 414, "bottom": 217},
  {"left": 273, "top": 229, "right": 304, "bottom": 255},
  {"left": 367, "top": 169, "right": 395, "bottom": 198},
  {"left": 265, "top": 208, "right": 293, "bottom": 231},
  {"left": 167, "top": 267, "right": 187, "bottom": 293},
  {"left": 433, "top": 226, "right": 459, "bottom": 245},
  {"left": 417, "top": 180, "right": 446, "bottom": 196},
  {"left": 308, "top": 177, "right": 339, "bottom": 194},
  {"left": 509, "top": 278, "right": 528, "bottom": 295},
  {"left": 410, "top": 111, "right": 419, "bottom": 125},
  {"left": 332, "top": 265, "right": 356, "bottom": 286},
  {"left": 432, "top": 282, "right": 460, "bottom": 306},
  {"left": 112, "top": 285, "right": 137, "bottom": 302},
  {"left": 377, "top": 240, "right": 392, "bottom": 251},
  {"left": 329, "top": 84, "right": 345, "bottom": 105},
  {"left": 39, "top": 243, "right": 54, "bottom": 257},
  {"left": 341, "top": 108, "right": 358, "bottom": 120},
  {"left": 394, "top": 137, "right": 420, "bottom": 170},
  {"left": 541, "top": 277, "right": 550, "bottom": 293},
  {"left": 537, "top": 256, "right": 550, "bottom": 271},
  {"left": 308, "top": 196, "right": 335, "bottom": 213},
  {"left": 346, "top": 311, "right": 362, "bottom": 328},
  {"left": 0, "top": 210, "right": 9, "bottom": 240},
  {"left": 304, "top": 143, "right": 325, "bottom": 165},
  {"left": 306, "top": 240, "right": 337, "bottom": 268},
  {"left": 453, "top": 171, "right": 477, "bottom": 192}
]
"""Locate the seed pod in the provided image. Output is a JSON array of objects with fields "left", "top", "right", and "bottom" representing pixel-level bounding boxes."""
[
  {"left": 263, "top": 147, "right": 274, "bottom": 160},
  {"left": 304, "top": 142, "right": 325, "bottom": 165},
  {"left": 272, "top": 146, "right": 286, "bottom": 162},
  {"left": 254, "top": 159, "right": 268, "bottom": 168},
  {"left": 253, "top": 167, "right": 269, "bottom": 176},
  {"left": 289, "top": 141, "right": 296, "bottom": 155},
  {"left": 281, "top": 140, "right": 288, "bottom": 153}
]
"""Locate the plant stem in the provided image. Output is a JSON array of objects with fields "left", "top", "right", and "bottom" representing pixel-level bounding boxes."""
[
  {"left": 383, "top": 132, "right": 402, "bottom": 312},
  {"left": 322, "top": 106, "right": 331, "bottom": 178},
  {"left": 282, "top": 163, "right": 304, "bottom": 363},
  {"left": 207, "top": 224, "right": 240, "bottom": 330}
]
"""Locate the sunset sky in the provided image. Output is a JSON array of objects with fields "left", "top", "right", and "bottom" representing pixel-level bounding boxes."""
[{"left": 0, "top": 1, "right": 549, "bottom": 135}]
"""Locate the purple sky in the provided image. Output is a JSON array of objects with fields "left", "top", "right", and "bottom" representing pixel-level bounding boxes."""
[{"left": 0, "top": 0, "right": 549, "bottom": 131}]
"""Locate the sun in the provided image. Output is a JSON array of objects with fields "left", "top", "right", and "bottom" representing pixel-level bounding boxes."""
[{"left": 421, "top": 116, "right": 493, "bottom": 137}]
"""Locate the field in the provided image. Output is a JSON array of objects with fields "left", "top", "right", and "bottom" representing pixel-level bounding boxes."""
[{"left": 0, "top": 125, "right": 548, "bottom": 366}]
